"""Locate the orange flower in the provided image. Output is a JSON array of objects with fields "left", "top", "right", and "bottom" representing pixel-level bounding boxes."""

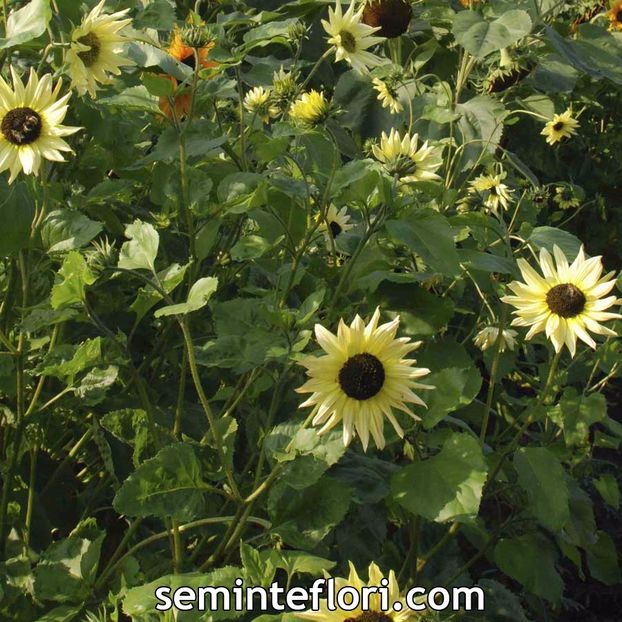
[
  {"left": 458, "top": 0, "right": 480, "bottom": 6},
  {"left": 158, "top": 26, "right": 218, "bottom": 120},
  {"left": 609, "top": 0, "right": 622, "bottom": 30}
]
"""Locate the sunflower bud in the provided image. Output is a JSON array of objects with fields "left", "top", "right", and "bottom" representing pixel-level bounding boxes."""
[
  {"left": 86, "top": 238, "right": 118, "bottom": 277},
  {"left": 180, "top": 24, "right": 211, "bottom": 49},
  {"left": 362, "top": 0, "right": 412, "bottom": 38}
]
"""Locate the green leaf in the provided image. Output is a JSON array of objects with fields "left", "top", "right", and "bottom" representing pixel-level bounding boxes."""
[
  {"left": 42, "top": 338, "right": 101, "bottom": 380},
  {"left": 594, "top": 474, "right": 619, "bottom": 510},
  {"left": 141, "top": 72, "right": 176, "bottom": 97},
  {"left": 0, "top": 0, "right": 52, "bottom": 48},
  {"left": 477, "top": 579, "right": 531, "bottom": 622},
  {"left": 113, "top": 443, "right": 208, "bottom": 522},
  {"left": 386, "top": 209, "right": 461, "bottom": 277},
  {"left": 0, "top": 181, "right": 35, "bottom": 256},
  {"left": 392, "top": 433, "right": 488, "bottom": 523},
  {"left": 130, "top": 263, "right": 189, "bottom": 322},
  {"left": 154, "top": 276, "right": 218, "bottom": 318},
  {"left": 269, "top": 476, "right": 351, "bottom": 549},
  {"left": 35, "top": 606, "right": 82, "bottom": 622},
  {"left": 270, "top": 550, "right": 336, "bottom": 579},
  {"left": 586, "top": 531, "right": 621, "bottom": 585},
  {"left": 453, "top": 10, "right": 532, "bottom": 59},
  {"left": 41, "top": 210, "right": 103, "bottom": 253},
  {"left": 548, "top": 388, "right": 607, "bottom": 446},
  {"left": 50, "top": 251, "right": 96, "bottom": 309},
  {"left": 494, "top": 534, "right": 563, "bottom": 604},
  {"left": 529, "top": 226, "right": 582, "bottom": 258},
  {"left": 513, "top": 447, "right": 570, "bottom": 531},
  {"left": 98, "top": 85, "right": 162, "bottom": 114},
  {"left": 118, "top": 220, "right": 159, "bottom": 272}
]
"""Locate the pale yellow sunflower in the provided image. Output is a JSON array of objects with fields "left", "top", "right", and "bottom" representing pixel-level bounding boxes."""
[
  {"left": 289, "top": 90, "right": 330, "bottom": 126},
  {"left": 243, "top": 86, "right": 279, "bottom": 123},
  {"left": 322, "top": 0, "right": 385, "bottom": 74},
  {"left": 541, "top": 109, "right": 579, "bottom": 145},
  {"left": 65, "top": 0, "right": 132, "bottom": 98},
  {"left": 297, "top": 561, "right": 421, "bottom": 622},
  {"left": 473, "top": 326, "right": 518, "bottom": 352},
  {"left": 501, "top": 245, "right": 621, "bottom": 357},
  {"left": 296, "top": 307, "right": 433, "bottom": 450},
  {"left": 469, "top": 170, "right": 514, "bottom": 214},
  {"left": 372, "top": 128, "right": 443, "bottom": 183},
  {"left": 0, "top": 68, "right": 80, "bottom": 184},
  {"left": 372, "top": 77, "right": 403, "bottom": 114},
  {"left": 319, "top": 204, "right": 354, "bottom": 247}
]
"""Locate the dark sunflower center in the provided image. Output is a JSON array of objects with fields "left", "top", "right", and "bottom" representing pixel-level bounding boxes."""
[
  {"left": 338, "top": 353, "right": 385, "bottom": 400},
  {"left": 181, "top": 52, "right": 196, "bottom": 70},
  {"left": 546, "top": 283, "right": 586, "bottom": 318},
  {"left": 362, "top": 0, "right": 412, "bottom": 38},
  {"left": 617, "top": 10, "right": 622, "bottom": 21},
  {"left": 329, "top": 221, "right": 343, "bottom": 237},
  {"left": 552, "top": 121, "right": 565, "bottom": 131},
  {"left": 344, "top": 612, "right": 393, "bottom": 622},
  {"left": 339, "top": 30, "right": 357, "bottom": 53},
  {"left": 77, "top": 32, "right": 102, "bottom": 67},
  {"left": 1, "top": 107, "right": 42, "bottom": 145}
]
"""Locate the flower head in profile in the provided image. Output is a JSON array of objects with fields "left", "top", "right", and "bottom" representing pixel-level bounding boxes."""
[
  {"left": 372, "top": 128, "right": 443, "bottom": 183},
  {"left": 541, "top": 109, "right": 579, "bottom": 145},
  {"left": 501, "top": 245, "right": 621, "bottom": 357},
  {"left": 272, "top": 67, "right": 298, "bottom": 110},
  {"left": 65, "top": 0, "right": 132, "bottom": 98},
  {"left": 319, "top": 204, "right": 354, "bottom": 247},
  {"left": 474, "top": 326, "right": 518, "bottom": 353},
  {"left": 297, "top": 562, "right": 420, "bottom": 622},
  {"left": 296, "top": 307, "right": 432, "bottom": 450},
  {"left": 322, "top": 1, "right": 385, "bottom": 74},
  {"left": 469, "top": 170, "right": 514, "bottom": 214},
  {"left": 243, "top": 86, "right": 278, "bottom": 123},
  {"left": 289, "top": 90, "right": 329, "bottom": 126},
  {"left": 0, "top": 68, "right": 81, "bottom": 184},
  {"left": 372, "top": 77, "right": 403, "bottom": 114},
  {"left": 608, "top": 0, "right": 622, "bottom": 31}
]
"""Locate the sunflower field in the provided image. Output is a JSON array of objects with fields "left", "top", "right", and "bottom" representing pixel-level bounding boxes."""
[{"left": 1, "top": 0, "right": 622, "bottom": 620}]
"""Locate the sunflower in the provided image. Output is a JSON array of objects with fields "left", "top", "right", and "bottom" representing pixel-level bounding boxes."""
[
  {"left": 243, "top": 86, "right": 278, "bottom": 123},
  {"left": 372, "top": 128, "right": 443, "bottom": 183},
  {"left": 296, "top": 308, "right": 432, "bottom": 450},
  {"left": 501, "top": 245, "right": 621, "bottom": 357},
  {"left": 319, "top": 204, "right": 354, "bottom": 247},
  {"left": 0, "top": 68, "right": 81, "bottom": 184},
  {"left": 609, "top": 0, "right": 622, "bottom": 30},
  {"left": 158, "top": 25, "right": 218, "bottom": 120},
  {"left": 65, "top": 0, "right": 132, "bottom": 98},
  {"left": 322, "top": 0, "right": 385, "bottom": 74},
  {"left": 541, "top": 109, "right": 579, "bottom": 145},
  {"left": 553, "top": 185, "right": 581, "bottom": 210},
  {"left": 372, "top": 77, "right": 403, "bottom": 114},
  {"left": 361, "top": 0, "right": 412, "bottom": 38},
  {"left": 473, "top": 326, "right": 518, "bottom": 352},
  {"left": 297, "top": 562, "right": 421, "bottom": 622},
  {"left": 469, "top": 170, "right": 514, "bottom": 214},
  {"left": 289, "top": 90, "right": 330, "bottom": 126}
]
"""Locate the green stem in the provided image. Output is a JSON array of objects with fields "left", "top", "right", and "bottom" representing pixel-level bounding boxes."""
[
  {"left": 24, "top": 443, "right": 38, "bottom": 551},
  {"left": 416, "top": 522, "right": 460, "bottom": 573}
]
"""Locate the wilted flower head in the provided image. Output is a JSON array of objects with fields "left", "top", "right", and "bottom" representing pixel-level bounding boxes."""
[
  {"left": 362, "top": 0, "right": 412, "bottom": 38},
  {"left": 474, "top": 326, "right": 518, "bottom": 353}
]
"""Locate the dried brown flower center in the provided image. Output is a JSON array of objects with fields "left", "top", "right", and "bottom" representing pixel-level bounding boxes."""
[
  {"left": 77, "top": 32, "right": 102, "bottom": 67},
  {"left": 362, "top": 0, "right": 412, "bottom": 38},
  {"left": 339, "top": 353, "right": 385, "bottom": 400},
  {"left": 1, "top": 107, "right": 42, "bottom": 145},
  {"left": 546, "top": 283, "right": 586, "bottom": 318}
]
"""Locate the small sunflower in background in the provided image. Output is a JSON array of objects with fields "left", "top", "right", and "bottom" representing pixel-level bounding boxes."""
[
  {"left": 297, "top": 561, "right": 421, "bottom": 622},
  {"left": 541, "top": 109, "right": 579, "bottom": 145},
  {"left": 272, "top": 67, "right": 299, "bottom": 112},
  {"left": 289, "top": 90, "right": 330, "bottom": 126},
  {"left": 361, "top": 0, "right": 412, "bottom": 38},
  {"left": 608, "top": 0, "right": 622, "bottom": 30},
  {"left": 322, "top": 0, "right": 386, "bottom": 74},
  {"left": 243, "top": 86, "right": 278, "bottom": 123},
  {"left": 474, "top": 326, "right": 518, "bottom": 352},
  {"left": 372, "top": 128, "right": 443, "bottom": 183},
  {"left": 553, "top": 185, "right": 581, "bottom": 210},
  {"left": 469, "top": 170, "right": 514, "bottom": 215},
  {"left": 159, "top": 24, "right": 218, "bottom": 120},
  {"left": 0, "top": 68, "right": 81, "bottom": 184},
  {"left": 501, "top": 245, "right": 621, "bottom": 357},
  {"left": 296, "top": 307, "right": 432, "bottom": 450},
  {"left": 65, "top": 0, "right": 132, "bottom": 98},
  {"left": 372, "top": 76, "right": 403, "bottom": 114},
  {"left": 319, "top": 205, "right": 354, "bottom": 248}
]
